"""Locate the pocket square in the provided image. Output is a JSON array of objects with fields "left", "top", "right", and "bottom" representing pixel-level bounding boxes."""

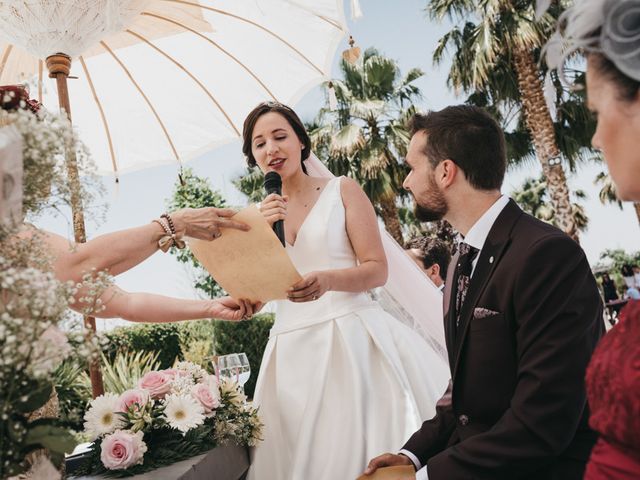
[{"left": 473, "top": 307, "right": 500, "bottom": 319}]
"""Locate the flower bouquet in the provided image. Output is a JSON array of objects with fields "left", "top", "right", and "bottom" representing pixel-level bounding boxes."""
[{"left": 78, "top": 361, "right": 263, "bottom": 476}]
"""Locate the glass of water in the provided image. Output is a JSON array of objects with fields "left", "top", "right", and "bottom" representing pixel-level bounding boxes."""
[
  {"left": 236, "top": 353, "right": 251, "bottom": 393},
  {"left": 218, "top": 353, "right": 240, "bottom": 380},
  {"left": 218, "top": 353, "right": 251, "bottom": 394}
]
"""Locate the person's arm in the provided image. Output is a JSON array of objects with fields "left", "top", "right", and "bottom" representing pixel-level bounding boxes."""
[
  {"left": 287, "top": 177, "right": 388, "bottom": 302},
  {"left": 425, "top": 234, "right": 603, "bottom": 479},
  {"left": 26, "top": 208, "right": 249, "bottom": 284},
  {"left": 78, "top": 285, "right": 259, "bottom": 323},
  {"left": 364, "top": 381, "right": 456, "bottom": 476}
]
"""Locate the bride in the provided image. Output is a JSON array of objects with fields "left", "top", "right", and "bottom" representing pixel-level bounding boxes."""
[{"left": 243, "top": 102, "right": 449, "bottom": 479}]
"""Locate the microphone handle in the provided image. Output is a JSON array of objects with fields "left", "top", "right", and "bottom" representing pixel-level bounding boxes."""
[{"left": 273, "top": 219, "right": 285, "bottom": 247}]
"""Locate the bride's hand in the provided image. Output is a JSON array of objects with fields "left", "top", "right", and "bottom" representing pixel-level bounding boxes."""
[
  {"left": 208, "top": 296, "right": 263, "bottom": 321},
  {"left": 258, "top": 193, "right": 288, "bottom": 227},
  {"left": 287, "top": 271, "right": 332, "bottom": 303}
]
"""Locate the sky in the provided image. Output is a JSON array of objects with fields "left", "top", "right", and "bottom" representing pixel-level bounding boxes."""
[{"left": 33, "top": 0, "right": 639, "bottom": 329}]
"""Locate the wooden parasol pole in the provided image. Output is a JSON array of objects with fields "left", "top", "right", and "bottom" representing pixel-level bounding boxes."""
[{"left": 45, "top": 53, "right": 104, "bottom": 398}]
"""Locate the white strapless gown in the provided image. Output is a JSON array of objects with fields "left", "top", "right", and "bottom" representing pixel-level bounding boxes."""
[{"left": 247, "top": 177, "right": 449, "bottom": 480}]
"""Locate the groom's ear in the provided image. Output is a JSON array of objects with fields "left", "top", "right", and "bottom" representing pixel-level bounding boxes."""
[
  {"left": 431, "top": 263, "right": 440, "bottom": 278},
  {"left": 438, "top": 159, "right": 458, "bottom": 188}
]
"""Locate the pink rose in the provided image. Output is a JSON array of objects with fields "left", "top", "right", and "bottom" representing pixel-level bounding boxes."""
[
  {"left": 161, "top": 368, "right": 178, "bottom": 380},
  {"left": 138, "top": 371, "right": 172, "bottom": 399},
  {"left": 100, "top": 430, "right": 147, "bottom": 470},
  {"left": 117, "top": 389, "right": 149, "bottom": 413},
  {"left": 191, "top": 377, "right": 220, "bottom": 414}
]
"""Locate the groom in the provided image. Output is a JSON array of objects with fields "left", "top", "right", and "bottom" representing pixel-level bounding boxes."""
[{"left": 364, "top": 106, "right": 603, "bottom": 479}]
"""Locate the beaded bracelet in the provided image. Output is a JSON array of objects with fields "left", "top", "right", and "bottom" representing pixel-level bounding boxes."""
[
  {"left": 152, "top": 216, "right": 185, "bottom": 252},
  {"left": 161, "top": 213, "right": 176, "bottom": 235}
]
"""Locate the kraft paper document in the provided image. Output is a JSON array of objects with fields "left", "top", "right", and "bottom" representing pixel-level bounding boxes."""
[
  {"left": 356, "top": 466, "right": 415, "bottom": 480},
  {"left": 188, "top": 204, "right": 302, "bottom": 303}
]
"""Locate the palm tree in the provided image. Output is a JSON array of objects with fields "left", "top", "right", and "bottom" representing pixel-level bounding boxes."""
[
  {"left": 512, "top": 175, "right": 589, "bottom": 232},
  {"left": 429, "top": 0, "right": 581, "bottom": 242},
  {"left": 233, "top": 167, "right": 264, "bottom": 204},
  {"left": 308, "top": 48, "right": 423, "bottom": 243},
  {"left": 594, "top": 172, "right": 640, "bottom": 226}
]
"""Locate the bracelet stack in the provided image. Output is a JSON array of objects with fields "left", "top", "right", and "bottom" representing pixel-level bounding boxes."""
[{"left": 153, "top": 213, "right": 186, "bottom": 252}]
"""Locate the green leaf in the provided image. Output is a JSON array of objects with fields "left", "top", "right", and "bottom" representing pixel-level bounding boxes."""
[
  {"left": 24, "top": 424, "right": 77, "bottom": 454},
  {"left": 14, "top": 381, "right": 54, "bottom": 414}
]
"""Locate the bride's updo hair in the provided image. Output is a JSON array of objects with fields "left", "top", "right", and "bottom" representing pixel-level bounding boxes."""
[
  {"left": 242, "top": 102, "right": 311, "bottom": 174},
  {"left": 546, "top": 0, "right": 640, "bottom": 101}
]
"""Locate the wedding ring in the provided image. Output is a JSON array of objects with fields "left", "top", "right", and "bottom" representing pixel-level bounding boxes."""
[{"left": 312, "top": 295, "right": 318, "bottom": 300}]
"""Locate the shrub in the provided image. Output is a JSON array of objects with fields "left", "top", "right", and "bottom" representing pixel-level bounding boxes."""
[
  {"left": 54, "top": 360, "right": 92, "bottom": 431},
  {"left": 101, "top": 323, "right": 182, "bottom": 369}
]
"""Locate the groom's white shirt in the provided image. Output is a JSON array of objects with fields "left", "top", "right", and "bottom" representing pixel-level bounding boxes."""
[{"left": 400, "top": 194, "right": 509, "bottom": 480}]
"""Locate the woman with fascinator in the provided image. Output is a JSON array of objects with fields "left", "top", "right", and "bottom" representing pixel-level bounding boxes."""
[
  {"left": 242, "top": 102, "right": 450, "bottom": 480},
  {"left": 548, "top": 0, "right": 640, "bottom": 477}
]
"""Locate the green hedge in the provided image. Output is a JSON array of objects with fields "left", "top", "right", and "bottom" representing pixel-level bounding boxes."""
[
  {"left": 102, "top": 323, "right": 184, "bottom": 369},
  {"left": 99, "top": 314, "right": 274, "bottom": 398}
]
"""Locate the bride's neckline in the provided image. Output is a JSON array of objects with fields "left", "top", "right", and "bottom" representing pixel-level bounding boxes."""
[{"left": 285, "top": 177, "right": 337, "bottom": 248}]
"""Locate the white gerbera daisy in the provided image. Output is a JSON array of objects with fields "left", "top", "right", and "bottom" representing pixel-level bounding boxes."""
[
  {"left": 83, "top": 393, "right": 125, "bottom": 439},
  {"left": 163, "top": 394, "right": 205, "bottom": 433}
]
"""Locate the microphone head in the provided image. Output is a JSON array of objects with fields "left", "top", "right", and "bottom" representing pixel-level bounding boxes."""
[{"left": 263, "top": 171, "right": 282, "bottom": 192}]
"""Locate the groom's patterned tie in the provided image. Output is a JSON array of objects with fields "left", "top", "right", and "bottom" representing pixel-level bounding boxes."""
[{"left": 455, "top": 242, "right": 479, "bottom": 329}]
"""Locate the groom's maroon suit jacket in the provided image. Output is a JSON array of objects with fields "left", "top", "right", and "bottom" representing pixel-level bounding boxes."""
[{"left": 403, "top": 199, "right": 604, "bottom": 479}]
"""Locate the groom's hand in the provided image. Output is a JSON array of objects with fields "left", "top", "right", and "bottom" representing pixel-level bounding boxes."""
[
  {"left": 209, "top": 297, "right": 263, "bottom": 321},
  {"left": 363, "top": 453, "right": 414, "bottom": 476}
]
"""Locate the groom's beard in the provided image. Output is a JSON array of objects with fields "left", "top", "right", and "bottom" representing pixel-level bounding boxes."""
[{"left": 414, "top": 175, "right": 448, "bottom": 222}]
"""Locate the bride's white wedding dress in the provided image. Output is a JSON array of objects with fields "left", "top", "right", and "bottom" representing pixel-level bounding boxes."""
[{"left": 248, "top": 177, "right": 449, "bottom": 480}]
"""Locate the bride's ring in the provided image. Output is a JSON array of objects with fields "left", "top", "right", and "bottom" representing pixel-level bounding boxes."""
[{"left": 312, "top": 295, "right": 318, "bottom": 300}]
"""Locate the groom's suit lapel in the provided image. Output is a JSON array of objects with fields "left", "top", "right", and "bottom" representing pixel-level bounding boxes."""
[
  {"left": 451, "top": 200, "right": 523, "bottom": 381},
  {"left": 443, "top": 250, "right": 460, "bottom": 369}
]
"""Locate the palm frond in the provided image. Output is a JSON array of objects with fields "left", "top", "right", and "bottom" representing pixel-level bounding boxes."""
[
  {"left": 349, "top": 99, "right": 387, "bottom": 120},
  {"left": 100, "top": 350, "right": 161, "bottom": 394},
  {"left": 233, "top": 168, "right": 265, "bottom": 204},
  {"left": 330, "top": 124, "right": 365, "bottom": 155},
  {"left": 594, "top": 171, "right": 623, "bottom": 208}
]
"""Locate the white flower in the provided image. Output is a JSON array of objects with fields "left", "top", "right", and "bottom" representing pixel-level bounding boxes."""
[
  {"left": 173, "top": 361, "right": 208, "bottom": 381},
  {"left": 84, "top": 393, "right": 125, "bottom": 439},
  {"left": 162, "top": 394, "right": 205, "bottom": 433}
]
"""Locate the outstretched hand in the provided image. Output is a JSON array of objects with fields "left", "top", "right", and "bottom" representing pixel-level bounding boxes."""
[
  {"left": 171, "top": 207, "right": 250, "bottom": 240},
  {"left": 209, "top": 296, "right": 263, "bottom": 321},
  {"left": 363, "top": 453, "right": 414, "bottom": 477}
]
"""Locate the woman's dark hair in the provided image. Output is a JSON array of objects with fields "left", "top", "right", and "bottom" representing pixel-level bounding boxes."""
[
  {"left": 589, "top": 53, "right": 640, "bottom": 102},
  {"left": 409, "top": 105, "right": 506, "bottom": 191},
  {"left": 242, "top": 102, "right": 311, "bottom": 174}
]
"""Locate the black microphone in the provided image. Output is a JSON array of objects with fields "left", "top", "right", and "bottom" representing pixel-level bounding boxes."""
[{"left": 263, "top": 171, "right": 285, "bottom": 247}]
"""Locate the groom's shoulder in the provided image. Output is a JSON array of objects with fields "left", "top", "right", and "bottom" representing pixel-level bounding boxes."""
[{"left": 511, "top": 210, "right": 585, "bottom": 259}]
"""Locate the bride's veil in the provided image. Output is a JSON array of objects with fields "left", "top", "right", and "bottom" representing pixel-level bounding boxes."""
[{"left": 305, "top": 152, "right": 448, "bottom": 361}]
